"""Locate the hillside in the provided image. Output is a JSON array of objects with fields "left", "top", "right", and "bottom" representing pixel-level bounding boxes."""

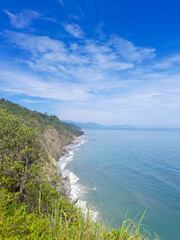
[
  {"left": 0, "top": 98, "right": 83, "bottom": 160},
  {"left": 0, "top": 99, "right": 152, "bottom": 240}
]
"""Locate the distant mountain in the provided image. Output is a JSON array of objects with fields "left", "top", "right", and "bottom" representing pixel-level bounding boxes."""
[{"left": 63, "top": 120, "right": 136, "bottom": 130}]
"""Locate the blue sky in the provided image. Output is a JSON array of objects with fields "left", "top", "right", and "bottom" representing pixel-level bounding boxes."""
[{"left": 0, "top": 0, "right": 180, "bottom": 127}]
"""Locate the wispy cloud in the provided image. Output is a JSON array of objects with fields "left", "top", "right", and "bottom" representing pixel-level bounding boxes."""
[
  {"left": 0, "top": 70, "right": 89, "bottom": 101},
  {"left": 4, "top": 10, "right": 41, "bottom": 28},
  {"left": 3, "top": 30, "right": 140, "bottom": 84},
  {"left": 59, "top": 84, "right": 180, "bottom": 125},
  {"left": 64, "top": 23, "right": 84, "bottom": 38},
  {"left": 109, "top": 36, "right": 156, "bottom": 62},
  {"left": 58, "top": 0, "right": 64, "bottom": 6},
  {"left": 1, "top": 25, "right": 180, "bottom": 126},
  {"left": 153, "top": 55, "right": 180, "bottom": 69}
]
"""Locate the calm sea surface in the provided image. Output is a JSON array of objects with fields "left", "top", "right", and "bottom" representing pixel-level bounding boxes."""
[{"left": 68, "top": 129, "right": 180, "bottom": 240}]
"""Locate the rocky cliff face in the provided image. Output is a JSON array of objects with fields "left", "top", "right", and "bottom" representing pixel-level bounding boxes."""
[
  {"left": 43, "top": 125, "right": 79, "bottom": 159},
  {"left": 43, "top": 127, "right": 66, "bottom": 160},
  {"left": 42, "top": 126, "right": 80, "bottom": 193},
  {"left": 42, "top": 127, "right": 81, "bottom": 195}
]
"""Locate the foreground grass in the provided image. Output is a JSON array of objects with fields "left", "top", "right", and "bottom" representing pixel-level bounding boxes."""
[
  {"left": 48, "top": 204, "right": 152, "bottom": 240},
  {"left": 0, "top": 190, "right": 156, "bottom": 240}
]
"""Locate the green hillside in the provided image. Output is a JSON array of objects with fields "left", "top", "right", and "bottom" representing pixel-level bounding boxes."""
[
  {"left": 0, "top": 98, "right": 83, "bottom": 138},
  {"left": 0, "top": 100, "right": 153, "bottom": 240}
]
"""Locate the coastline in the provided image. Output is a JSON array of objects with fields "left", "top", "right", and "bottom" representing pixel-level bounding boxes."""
[
  {"left": 63, "top": 135, "right": 85, "bottom": 152},
  {"left": 57, "top": 133, "right": 98, "bottom": 219}
]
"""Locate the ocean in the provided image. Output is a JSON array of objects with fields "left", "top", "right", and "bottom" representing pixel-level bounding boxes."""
[{"left": 58, "top": 129, "right": 180, "bottom": 240}]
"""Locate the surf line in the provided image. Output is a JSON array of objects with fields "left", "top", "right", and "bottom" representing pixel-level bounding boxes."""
[{"left": 57, "top": 135, "right": 98, "bottom": 220}]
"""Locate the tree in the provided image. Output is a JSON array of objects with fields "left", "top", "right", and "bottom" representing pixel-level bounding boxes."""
[{"left": 0, "top": 109, "right": 42, "bottom": 202}]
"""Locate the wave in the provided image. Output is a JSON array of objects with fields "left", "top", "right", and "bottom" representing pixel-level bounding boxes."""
[{"left": 57, "top": 136, "right": 98, "bottom": 220}]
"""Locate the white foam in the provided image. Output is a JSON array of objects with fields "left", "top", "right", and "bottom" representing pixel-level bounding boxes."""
[
  {"left": 57, "top": 135, "right": 98, "bottom": 220},
  {"left": 58, "top": 150, "right": 75, "bottom": 171},
  {"left": 76, "top": 200, "right": 99, "bottom": 221},
  {"left": 69, "top": 171, "right": 80, "bottom": 184}
]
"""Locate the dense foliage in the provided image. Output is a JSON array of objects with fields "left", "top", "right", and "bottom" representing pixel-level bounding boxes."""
[
  {"left": 0, "top": 109, "right": 40, "bottom": 201},
  {"left": 0, "top": 98, "right": 84, "bottom": 138},
  {"left": 0, "top": 109, "right": 61, "bottom": 212}
]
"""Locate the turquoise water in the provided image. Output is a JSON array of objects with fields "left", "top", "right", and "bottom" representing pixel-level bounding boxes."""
[{"left": 68, "top": 129, "right": 180, "bottom": 240}]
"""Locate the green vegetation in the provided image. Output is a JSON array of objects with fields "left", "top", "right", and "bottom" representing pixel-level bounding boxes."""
[
  {"left": 0, "top": 98, "right": 83, "bottom": 139},
  {"left": 0, "top": 100, "right": 156, "bottom": 239}
]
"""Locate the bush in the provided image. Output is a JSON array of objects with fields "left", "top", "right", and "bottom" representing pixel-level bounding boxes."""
[
  {"left": 0, "top": 188, "right": 50, "bottom": 240},
  {"left": 0, "top": 109, "right": 42, "bottom": 198}
]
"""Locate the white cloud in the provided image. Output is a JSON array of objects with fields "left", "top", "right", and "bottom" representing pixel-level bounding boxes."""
[
  {"left": 59, "top": 84, "right": 180, "bottom": 125},
  {"left": 109, "top": 36, "right": 155, "bottom": 62},
  {"left": 64, "top": 23, "right": 84, "bottom": 38},
  {"left": 4, "top": 10, "right": 41, "bottom": 28},
  {"left": 153, "top": 55, "right": 180, "bottom": 69},
  {"left": 168, "top": 88, "right": 180, "bottom": 93},
  {"left": 4, "top": 30, "right": 135, "bottom": 84},
  {"left": 0, "top": 70, "right": 89, "bottom": 101},
  {"left": 2, "top": 26, "right": 180, "bottom": 126},
  {"left": 5, "top": 31, "right": 66, "bottom": 54}
]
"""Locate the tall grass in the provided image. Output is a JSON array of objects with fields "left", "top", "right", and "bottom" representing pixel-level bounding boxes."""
[
  {"left": 0, "top": 189, "right": 158, "bottom": 240},
  {"left": 47, "top": 200, "right": 158, "bottom": 240}
]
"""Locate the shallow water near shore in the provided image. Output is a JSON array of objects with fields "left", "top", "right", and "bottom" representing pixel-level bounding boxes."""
[{"left": 59, "top": 129, "right": 180, "bottom": 240}]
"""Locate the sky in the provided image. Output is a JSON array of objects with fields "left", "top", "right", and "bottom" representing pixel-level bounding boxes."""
[{"left": 0, "top": 0, "right": 180, "bottom": 127}]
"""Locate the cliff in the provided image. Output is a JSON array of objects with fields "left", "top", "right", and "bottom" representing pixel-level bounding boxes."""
[
  {"left": 0, "top": 98, "right": 83, "bottom": 160},
  {"left": 0, "top": 98, "right": 83, "bottom": 195}
]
